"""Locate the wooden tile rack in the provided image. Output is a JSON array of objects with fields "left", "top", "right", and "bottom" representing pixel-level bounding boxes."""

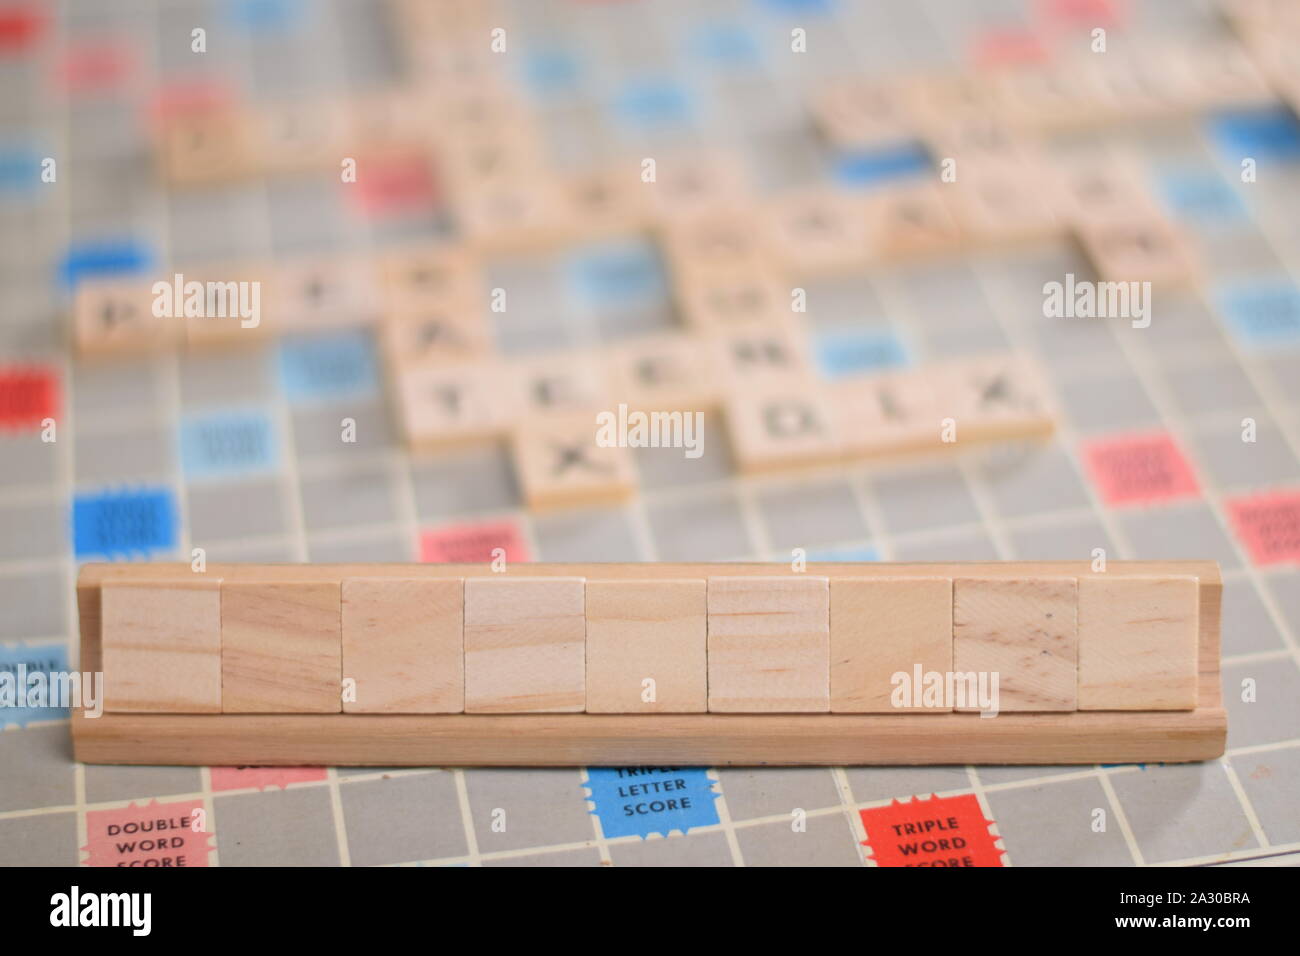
[{"left": 73, "top": 560, "right": 1225, "bottom": 767}]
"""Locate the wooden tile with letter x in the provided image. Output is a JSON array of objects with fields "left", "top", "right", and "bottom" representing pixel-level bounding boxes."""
[
  {"left": 708, "top": 576, "right": 830, "bottom": 713},
  {"left": 585, "top": 579, "right": 707, "bottom": 713},
  {"left": 101, "top": 579, "right": 222, "bottom": 713},
  {"left": 935, "top": 354, "right": 1055, "bottom": 446},
  {"left": 511, "top": 412, "right": 637, "bottom": 510},
  {"left": 463, "top": 577, "right": 586, "bottom": 713},
  {"left": 831, "top": 577, "right": 952, "bottom": 713},
  {"left": 953, "top": 577, "right": 1078, "bottom": 712},
  {"left": 1078, "top": 575, "right": 1199, "bottom": 710},
  {"left": 221, "top": 581, "right": 342, "bottom": 713},
  {"left": 341, "top": 577, "right": 464, "bottom": 713}
]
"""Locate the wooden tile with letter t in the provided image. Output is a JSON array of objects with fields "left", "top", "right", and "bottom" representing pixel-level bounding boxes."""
[
  {"left": 101, "top": 579, "right": 222, "bottom": 713},
  {"left": 953, "top": 577, "right": 1078, "bottom": 712},
  {"left": 221, "top": 581, "right": 342, "bottom": 713},
  {"left": 707, "top": 576, "right": 830, "bottom": 713},
  {"left": 341, "top": 578, "right": 464, "bottom": 713},
  {"left": 1078, "top": 575, "right": 1199, "bottom": 710},
  {"left": 831, "top": 577, "right": 952, "bottom": 713},
  {"left": 463, "top": 577, "right": 586, "bottom": 713},
  {"left": 586, "top": 579, "right": 707, "bottom": 713}
]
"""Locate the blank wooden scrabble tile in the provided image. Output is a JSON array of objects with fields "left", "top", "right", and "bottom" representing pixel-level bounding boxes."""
[
  {"left": 221, "top": 581, "right": 342, "bottom": 713},
  {"left": 510, "top": 413, "right": 637, "bottom": 510},
  {"left": 463, "top": 577, "right": 585, "bottom": 713},
  {"left": 394, "top": 361, "right": 516, "bottom": 449},
  {"left": 831, "top": 577, "right": 953, "bottom": 713},
  {"left": 101, "top": 580, "right": 222, "bottom": 713},
  {"left": 953, "top": 577, "right": 1078, "bottom": 713},
  {"left": 586, "top": 579, "right": 707, "bottom": 713},
  {"left": 341, "top": 577, "right": 464, "bottom": 714},
  {"left": 1078, "top": 575, "right": 1199, "bottom": 711},
  {"left": 933, "top": 354, "right": 1056, "bottom": 446},
  {"left": 724, "top": 382, "right": 842, "bottom": 473},
  {"left": 708, "top": 576, "right": 830, "bottom": 713}
]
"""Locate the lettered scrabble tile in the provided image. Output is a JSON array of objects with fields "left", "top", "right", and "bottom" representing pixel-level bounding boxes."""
[
  {"left": 810, "top": 78, "right": 913, "bottom": 149},
  {"left": 831, "top": 577, "right": 952, "bottom": 713},
  {"left": 1078, "top": 575, "right": 1199, "bottom": 710},
  {"left": 708, "top": 576, "right": 830, "bottom": 712},
  {"left": 724, "top": 383, "right": 842, "bottom": 473},
  {"left": 101, "top": 580, "right": 222, "bottom": 713},
  {"left": 953, "top": 577, "right": 1078, "bottom": 712},
  {"left": 1075, "top": 216, "right": 1199, "bottom": 287},
  {"left": 341, "top": 578, "right": 464, "bottom": 714},
  {"left": 586, "top": 580, "right": 707, "bottom": 713},
  {"left": 761, "top": 189, "right": 873, "bottom": 275},
  {"left": 674, "top": 267, "right": 792, "bottom": 330},
  {"left": 941, "top": 164, "right": 1065, "bottom": 244},
  {"left": 605, "top": 333, "right": 721, "bottom": 412},
  {"left": 394, "top": 361, "right": 516, "bottom": 449},
  {"left": 933, "top": 354, "right": 1056, "bottom": 445},
  {"left": 378, "top": 244, "right": 483, "bottom": 310},
  {"left": 866, "top": 183, "right": 965, "bottom": 261},
  {"left": 222, "top": 581, "right": 342, "bottom": 713},
  {"left": 74, "top": 280, "right": 180, "bottom": 356},
  {"left": 381, "top": 303, "right": 494, "bottom": 368},
  {"left": 830, "top": 370, "right": 944, "bottom": 459},
  {"left": 463, "top": 577, "right": 585, "bottom": 713},
  {"left": 157, "top": 108, "right": 254, "bottom": 184},
  {"left": 510, "top": 412, "right": 637, "bottom": 510}
]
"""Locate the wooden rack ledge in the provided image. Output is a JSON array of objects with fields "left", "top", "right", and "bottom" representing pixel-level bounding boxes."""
[{"left": 72, "top": 561, "right": 1225, "bottom": 767}]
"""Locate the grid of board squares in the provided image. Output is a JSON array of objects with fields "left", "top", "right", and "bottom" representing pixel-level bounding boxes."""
[{"left": 98, "top": 569, "right": 1201, "bottom": 716}]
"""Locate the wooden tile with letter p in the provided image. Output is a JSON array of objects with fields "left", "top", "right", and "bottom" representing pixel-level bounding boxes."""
[
  {"left": 831, "top": 577, "right": 953, "bottom": 713},
  {"left": 586, "top": 579, "right": 707, "bottom": 713},
  {"left": 1078, "top": 575, "right": 1199, "bottom": 710},
  {"left": 221, "top": 581, "right": 342, "bottom": 713},
  {"left": 953, "top": 577, "right": 1078, "bottom": 712},
  {"left": 101, "top": 579, "right": 222, "bottom": 713},
  {"left": 707, "top": 576, "right": 830, "bottom": 713},
  {"left": 341, "top": 577, "right": 464, "bottom": 713},
  {"left": 463, "top": 577, "right": 586, "bottom": 713}
]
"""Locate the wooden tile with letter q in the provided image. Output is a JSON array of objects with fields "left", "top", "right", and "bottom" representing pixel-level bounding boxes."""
[
  {"left": 1075, "top": 216, "right": 1199, "bottom": 288},
  {"left": 1078, "top": 575, "right": 1199, "bottom": 711},
  {"left": 341, "top": 577, "right": 464, "bottom": 713},
  {"left": 708, "top": 576, "right": 830, "bottom": 713},
  {"left": 510, "top": 412, "right": 637, "bottom": 510},
  {"left": 953, "top": 577, "right": 1078, "bottom": 713},
  {"left": 585, "top": 579, "right": 707, "bottom": 713},
  {"left": 101, "top": 579, "right": 222, "bottom": 713},
  {"left": 932, "top": 354, "right": 1056, "bottom": 446},
  {"left": 463, "top": 577, "right": 585, "bottom": 713},
  {"left": 73, "top": 280, "right": 180, "bottom": 357},
  {"left": 830, "top": 369, "right": 945, "bottom": 460},
  {"left": 830, "top": 577, "right": 952, "bottom": 713},
  {"left": 605, "top": 333, "right": 721, "bottom": 412},
  {"left": 394, "top": 361, "right": 516, "bottom": 449},
  {"left": 725, "top": 382, "right": 842, "bottom": 473},
  {"left": 221, "top": 581, "right": 342, "bottom": 713}
]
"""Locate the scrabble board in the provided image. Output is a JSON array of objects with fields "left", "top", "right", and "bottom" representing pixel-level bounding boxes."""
[{"left": 2, "top": 0, "right": 1299, "bottom": 868}]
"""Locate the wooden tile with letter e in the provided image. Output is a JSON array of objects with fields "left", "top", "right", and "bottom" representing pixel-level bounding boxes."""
[
  {"left": 707, "top": 576, "right": 830, "bottom": 712},
  {"left": 605, "top": 333, "right": 720, "bottom": 412},
  {"left": 101, "top": 579, "right": 222, "bottom": 713},
  {"left": 511, "top": 412, "right": 637, "bottom": 510},
  {"left": 831, "top": 577, "right": 953, "bottom": 713},
  {"left": 463, "top": 577, "right": 586, "bottom": 713},
  {"left": 1078, "top": 575, "right": 1199, "bottom": 710},
  {"left": 221, "top": 581, "right": 342, "bottom": 713},
  {"left": 586, "top": 579, "right": 707, "bottom": 713},
  {"left": 341, "top": 577, "right": 464, "bottom": 713},
  {"left": 953, "top": 577, "right": 1078, "bottom": 712}
]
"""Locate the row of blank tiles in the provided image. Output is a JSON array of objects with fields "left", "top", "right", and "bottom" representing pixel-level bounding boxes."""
[{"left": 100, "top": 574, "right": 1200, "bottom": 715}]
